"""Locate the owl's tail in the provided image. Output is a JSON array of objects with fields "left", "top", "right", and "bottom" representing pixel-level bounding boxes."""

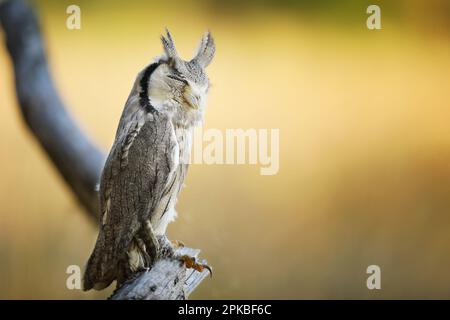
[
  {"left": 82, "top": 232, "right": 118, "bottom": 291},
  {"left": 83, "top": 233, "right": 148, "bottom": 291}
]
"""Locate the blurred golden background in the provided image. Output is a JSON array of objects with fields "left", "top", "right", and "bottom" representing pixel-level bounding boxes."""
[{"left": 1, "top": 0, "right": 450, "bottom": 299}]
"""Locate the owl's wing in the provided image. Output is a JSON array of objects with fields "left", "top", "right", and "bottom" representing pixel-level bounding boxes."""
[{"left": 83, "top": 98, "right": 177, "bottom": 290}]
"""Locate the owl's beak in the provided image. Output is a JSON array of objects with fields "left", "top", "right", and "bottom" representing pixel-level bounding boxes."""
[{"left": 183, "top": 87, "right": 201, "bottom": 110}]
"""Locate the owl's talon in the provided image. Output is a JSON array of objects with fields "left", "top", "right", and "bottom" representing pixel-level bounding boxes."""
[{"left": 179, "top": 255, "right": 213, "bottom": 278}]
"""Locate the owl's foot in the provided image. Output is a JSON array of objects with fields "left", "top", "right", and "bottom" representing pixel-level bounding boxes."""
[
  {"left": 139, "top": 221, "right": 160, "bottom": 262},
  {"left": 179, "top": 255, "right": 212, "bottom": 277}
]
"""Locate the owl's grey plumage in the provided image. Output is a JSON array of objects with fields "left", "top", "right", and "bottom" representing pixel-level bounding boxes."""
[{"left": 83, "top": 30, "right": 215, "bottom": 291}]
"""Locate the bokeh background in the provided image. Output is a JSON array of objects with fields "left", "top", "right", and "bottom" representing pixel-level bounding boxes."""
[{"left": 1, "top": 0, "right": 450, "bottom": 299}]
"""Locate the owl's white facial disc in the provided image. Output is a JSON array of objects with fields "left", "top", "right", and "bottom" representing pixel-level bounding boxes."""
[{"left": 148, "top": 62, "right": 209, "bottom": 113}]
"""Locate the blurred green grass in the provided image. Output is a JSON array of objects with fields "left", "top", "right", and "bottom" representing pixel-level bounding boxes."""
[{"left": 0, "top": 0, "right": 450, "bottom": 299}]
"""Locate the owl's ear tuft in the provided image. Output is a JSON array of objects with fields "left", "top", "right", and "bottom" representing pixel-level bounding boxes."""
[
  {"left": 161, "top": 28, "right": 179, "bottom": 60},
  {"left": 192, "top": 31, "right": 215, "bottom": 68}
]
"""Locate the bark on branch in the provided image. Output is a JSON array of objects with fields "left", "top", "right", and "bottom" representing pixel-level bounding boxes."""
[{"left": 0, "top": 0, "right": 208, "bottom": 299}]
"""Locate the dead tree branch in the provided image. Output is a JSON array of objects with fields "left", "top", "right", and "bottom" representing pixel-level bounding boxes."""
[
  {"left": 111, "top": 247, "right": 210, "bottom": 300},
  {"left": 0, "top": 0, "right": 208, "bottom": 299},
  {"left": 0, "top": 0, "right": 104, "bottom": 222}
]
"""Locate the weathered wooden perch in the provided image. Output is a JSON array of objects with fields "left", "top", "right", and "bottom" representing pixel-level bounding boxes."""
[
  {"left": 0, "top": 0, "right": 209, "bottom": 299},
  {"left": 111, "top": 248, "right": 210, "bottom": 300}
]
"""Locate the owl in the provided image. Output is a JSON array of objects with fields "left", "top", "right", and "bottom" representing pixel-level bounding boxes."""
[{"left": 83, "top": 30, "right": 215, "bottom": 291}]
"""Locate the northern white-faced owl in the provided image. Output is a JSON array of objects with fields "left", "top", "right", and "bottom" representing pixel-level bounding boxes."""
[{"left": 83, "top": 30, "right": 215, "bottom": 291}]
